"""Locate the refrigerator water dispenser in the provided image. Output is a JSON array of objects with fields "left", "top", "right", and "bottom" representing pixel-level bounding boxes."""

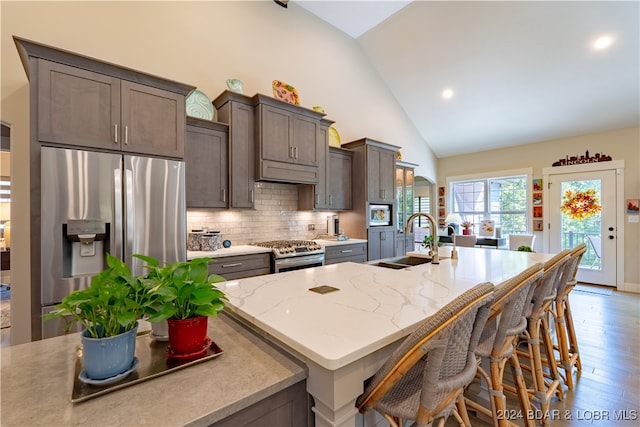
[{"left": 64, "top": 219, "right": 108, "bottom": 276}]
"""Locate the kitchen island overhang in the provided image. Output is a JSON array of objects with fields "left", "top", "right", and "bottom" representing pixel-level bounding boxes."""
[{"left": 218, "top": 247, "right": 555, "bottom": 427}]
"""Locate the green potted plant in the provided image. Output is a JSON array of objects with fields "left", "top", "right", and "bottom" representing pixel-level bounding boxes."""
[
  {"left": 517, "top": 245, "right": 533, "bottom": 252},
  {"left": 421, "top": 235, "right": 443, "bottom": 258},
  {"left": 135, "top": 255, "right": 227, "bottom": 358},
  {"left": 461, "top": 220, "right": 474, "bottom": 235},
  {"left": 44, "top": 253, "right": 155, "bottom": 381}
]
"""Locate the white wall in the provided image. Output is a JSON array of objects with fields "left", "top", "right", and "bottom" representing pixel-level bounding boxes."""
[
  {"left": 1, "top": 1, "right": 436, "bottom": 343},
  {"left": 438, "top": 127, "right": 640, "bottom": 290}
]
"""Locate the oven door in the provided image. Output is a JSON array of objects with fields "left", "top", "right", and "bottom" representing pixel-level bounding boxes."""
[{"left": 273, "top": 253, "right": 325, "bottom": 273}]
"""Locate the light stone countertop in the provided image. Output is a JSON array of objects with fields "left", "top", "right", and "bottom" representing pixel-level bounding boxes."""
[
  {"left": 187, "top": 245, "right": 271, "bottom": 260},
  {"left": 187, "top": 240, "right": 367, "bottom": 260},
  {"left": 0, "top": 313, "right": 306, "bottom": 427},
  {"left": 218, "top": 247, "right": 554, "bottom": 371},
  {"left": 315, "top": 238, "right": 367, "bottom": 247}
]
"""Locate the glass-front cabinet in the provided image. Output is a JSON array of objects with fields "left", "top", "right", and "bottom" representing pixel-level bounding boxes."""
[{"left": 395, "top": 161, "right": 417, "bottom": 256}]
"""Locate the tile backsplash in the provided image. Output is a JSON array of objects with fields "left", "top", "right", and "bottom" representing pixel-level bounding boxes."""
[{"left": 187, "top": 182, "right": 336, "bottom": 245}]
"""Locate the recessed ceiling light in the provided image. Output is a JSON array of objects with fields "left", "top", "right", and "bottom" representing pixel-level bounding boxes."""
[
  {"left": 442, "top": 88, "right": 454, "bottom": 99},
  {"left": 593, "top": 36, "right": 613, "bottom": 50}
]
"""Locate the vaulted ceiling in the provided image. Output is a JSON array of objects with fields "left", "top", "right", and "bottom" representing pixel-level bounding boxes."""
[{"left": 296, "top": 1, "right": 639, "bottom": 158}]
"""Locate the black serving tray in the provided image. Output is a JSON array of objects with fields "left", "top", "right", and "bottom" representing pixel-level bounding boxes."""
[{"left": 71, "top": 331, "right": 223, "bottom": 403}]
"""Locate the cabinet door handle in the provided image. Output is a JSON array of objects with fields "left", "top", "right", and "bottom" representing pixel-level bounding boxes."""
[
  {"left": 114, "top": 124, "right": 118, "bottom": 144},
  {"left": 316, "top": 194, "right": 320, "bottom": 205},
  {"left": 124, "top": 126, "right": 129, "bottom": 145},
  {"left": 249, "top": 190, "right": 254, "bottom": 203},
  {"left": 381, "top": 231, "right": 386, "bottom": 240},
  {"left": 222, "top": 262, "right": 242, "bottom": 268},
  {"left": 289, "top": 146, "right": 294, "bottom": 159},
  {"left": 293, "top": 146, "right": 298, "bottom": 159},
  {"left": 221, "top": 189, "right": 226, "bottom": 203},
  {"left": 328, "top": 194, "right": 332, "bottom": 206},
  {"left": 340, "top": 249, "right": 353, "bottom": 254}
]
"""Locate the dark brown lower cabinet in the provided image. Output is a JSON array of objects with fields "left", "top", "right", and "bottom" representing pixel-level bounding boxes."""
[
  {"left": 394, "top": 233, "right": 414, "bottom": 257},
  {"left": 211, "top": 380, "right": 310, "bottom": 427},
  {"left": 324, "top": 242, "right": 366, "bottom": 264},
  {"left": 367, "top": 226, "right": 396, "bottom": 261},
  {"left": 207, "top": 253, "right": 271, "bottom": 280}
]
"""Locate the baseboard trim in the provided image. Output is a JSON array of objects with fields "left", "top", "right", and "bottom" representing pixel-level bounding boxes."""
[{"left": 620, "top": 282, "right": 640, "bottom": 294}]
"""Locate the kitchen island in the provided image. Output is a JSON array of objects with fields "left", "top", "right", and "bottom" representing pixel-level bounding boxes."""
[
  {"left": 0, "top": 313, "right": 307, "bottom": 427},
  {"left": 2, "top": 247, "right": 554, "bottom": 427},
  {"left": 218, "top": 246, "right": 554, "bottom": 427}
]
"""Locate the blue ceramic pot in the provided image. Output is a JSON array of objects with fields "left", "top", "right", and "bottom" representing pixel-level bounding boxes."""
[{"left": 81, "top": 322, "right": 138, "bottom": 380}]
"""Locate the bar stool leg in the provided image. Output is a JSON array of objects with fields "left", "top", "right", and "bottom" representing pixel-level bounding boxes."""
[
  {"left": 564, "top": 297, "right": 582, "bottom": 371},
  {"left": 507, "top": 353, "right": 534, "bottom": 427}
]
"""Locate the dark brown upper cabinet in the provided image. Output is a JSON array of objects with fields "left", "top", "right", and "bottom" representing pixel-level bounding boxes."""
[{"left": 16, "top": 36, "right": 193, "bottom": 159}]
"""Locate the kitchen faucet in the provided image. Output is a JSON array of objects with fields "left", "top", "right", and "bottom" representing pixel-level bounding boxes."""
[
  {"left": 445, "top": 225, "right": 458, "bottom": 259},
  {"left": 405, "top": 212, "right": 439, "bottom": 264}
]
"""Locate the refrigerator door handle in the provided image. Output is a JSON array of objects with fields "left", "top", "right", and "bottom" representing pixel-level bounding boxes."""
[
  {"left": 124, "top": 167, "right": 134, "bottom": 260},
  {"left": 113, "top": 168, "right": 123, "bottom": 260}
]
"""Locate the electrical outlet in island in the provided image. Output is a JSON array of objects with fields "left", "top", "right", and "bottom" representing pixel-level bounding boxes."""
[{"left": 308, "top": 224, "right": 315, "bottom": 231}]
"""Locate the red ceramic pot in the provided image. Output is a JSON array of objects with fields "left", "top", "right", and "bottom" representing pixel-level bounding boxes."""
[
  {"left": 167, "top": 315, "right": 208, "bottom": 354},
  {"left": 462, "top": 228, "right": 472, "bottom": 235}
]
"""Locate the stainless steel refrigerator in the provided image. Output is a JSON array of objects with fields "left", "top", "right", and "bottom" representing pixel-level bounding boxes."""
[{"left": 41, "top": 146, "right": 185, "bottom": 338}]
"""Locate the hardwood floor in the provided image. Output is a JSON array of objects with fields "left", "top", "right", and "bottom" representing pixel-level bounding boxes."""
[{"left": 445, "top": 285, "right": 640, "bottom": 426}]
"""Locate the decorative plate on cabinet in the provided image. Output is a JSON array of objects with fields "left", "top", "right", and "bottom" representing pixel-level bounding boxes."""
[
  {"left": 186, "top": 89, "right": 214, "bottom": 120},
  {"left": 329, "top": 126, "right": 341, "bottom": 147},
  {"left": 226, "top": 78, "right": 243, "bottom": 94},
  {"left": 272, "top": 80, "right": 300, "bottom": 105}
]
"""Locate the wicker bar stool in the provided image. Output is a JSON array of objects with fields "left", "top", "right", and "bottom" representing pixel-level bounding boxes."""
[
  {"left": 512, "top": 250, "right": 571, "bottom": 426},
  {"left": 356, "top": 282, "right": 494, "bottom": 427},
  {"left": 465, "top": 263, "right": 544, "bottom": 427},
  {"left": 549, "top": 243, "right": 587, "bottom": 389}
]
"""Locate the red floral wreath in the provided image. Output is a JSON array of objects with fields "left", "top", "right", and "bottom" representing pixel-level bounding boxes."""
[{"left": 560, "top": 189, "right": 601, "bottom": 220}]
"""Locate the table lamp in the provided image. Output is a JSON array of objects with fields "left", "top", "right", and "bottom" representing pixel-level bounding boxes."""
[{"left": 445, "top": 213, "right": 463, "bottom": 235}]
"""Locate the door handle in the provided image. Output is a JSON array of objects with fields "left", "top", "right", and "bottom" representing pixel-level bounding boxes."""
[
  {"left": 608, "top": 235, "right": 615, "bottom": 239},
  {"left": 113, "top": 167, "right": 123, "bottom": 259},
  {"left": 222, "top": 263, "right": 242, "bottom": 268},
  {"left": 124, "top": 126, "right": 129, "bottom": 145},
  {"left": 608, "top": 227, "right": 614, "bottom": 231},
  {"left": 124, "top": 168, "right": 134, "bottom": 258},
  {"left": 114, "top": 124, "right": 119, "bottom": 144}
]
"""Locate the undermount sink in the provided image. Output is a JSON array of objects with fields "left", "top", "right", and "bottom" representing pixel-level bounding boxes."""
[{"left": 369, "top": 256, "right": 432, "bottom": 270}]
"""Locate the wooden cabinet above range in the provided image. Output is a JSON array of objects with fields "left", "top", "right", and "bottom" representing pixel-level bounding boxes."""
[{"left": 254, "top": 94, "right": 326, "bottom": 185}]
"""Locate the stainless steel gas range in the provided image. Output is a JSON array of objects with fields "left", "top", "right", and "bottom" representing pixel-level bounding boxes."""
[{"left": 253, "top": 240, "right": 325, "bottom": 273}]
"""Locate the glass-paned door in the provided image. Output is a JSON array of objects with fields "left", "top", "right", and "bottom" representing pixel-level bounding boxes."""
[{"left": 548, "top": 170, "right": 616, "bottom": 285}]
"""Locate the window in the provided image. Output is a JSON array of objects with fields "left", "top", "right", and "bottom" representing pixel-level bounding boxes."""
[
  {"left": 413, "top": 196, "right": 431, "bottom": 228},
  {"left": 450, "top": 175, "right": 528, "bottom": 235}
]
